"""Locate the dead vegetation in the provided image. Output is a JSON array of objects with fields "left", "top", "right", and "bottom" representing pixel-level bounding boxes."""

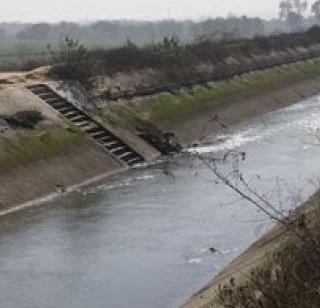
[
  {"left": 217, "top": 205, "right": 320, "bottom": 308},
  {"left": 6, "top": 26, "right": 320, "bottom": 92},
  {"left": 187, "top": 146, "right": 320, "bottom": 308},
  {"left": 1, "top": 110, "right": 44, "bottom": 129},
  {"left": 48, "top": 37, "right": 93, "bottom": 89},
  {"left": 85, "top": 26, "right": 320, "bottom": 78}
]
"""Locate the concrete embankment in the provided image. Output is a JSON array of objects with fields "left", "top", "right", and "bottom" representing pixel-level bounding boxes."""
[
  {"left": 95, "top": 59, "right": 320, "bottom": 308},
  {"left": 2, "top": 58, "right": 320, "bottom": 215},
  {"left": 182, "top": 192, "right": 320, "bottom": 308},
  {"left": 182, "top": 225, "right": 287, "bottom": 308},
  {"left": 0, "top": 80, "right": 160, "bottom": 215},
  {"left": 101, "top": 59, "right": 320, "bottom": 147},
  {"left": 0, "top": 86, "right": 126, "bottom": 214}
]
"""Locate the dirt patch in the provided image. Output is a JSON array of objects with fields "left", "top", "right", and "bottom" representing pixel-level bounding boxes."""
[{"left": 0, "top": 66, "right": 49, "bottom": 88}]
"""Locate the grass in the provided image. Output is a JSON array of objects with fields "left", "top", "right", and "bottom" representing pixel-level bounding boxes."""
[
  {"left": 0, "top": 130, "right": 82, "bottom": 169},
  {"left": 124, "top": 59, "right": 320, "bottom": 122}
]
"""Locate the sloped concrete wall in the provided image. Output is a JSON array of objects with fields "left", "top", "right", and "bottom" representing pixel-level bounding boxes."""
[{"left": 0, "top": 86, "right": 124, "bottom": 213}]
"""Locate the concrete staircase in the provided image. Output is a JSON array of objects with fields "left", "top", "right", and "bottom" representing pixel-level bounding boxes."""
[{"left": 27, "top": 84, "right": 145, "bottom": 166}]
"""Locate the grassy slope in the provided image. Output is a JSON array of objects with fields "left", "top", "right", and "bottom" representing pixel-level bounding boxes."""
[{"left": 119, "top": 59, "right": 320, "bottom": 124}]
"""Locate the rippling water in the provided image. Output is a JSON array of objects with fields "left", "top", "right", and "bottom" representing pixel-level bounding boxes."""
[{"left": 2, "top": 95, "right": 320, "bottom": 308}]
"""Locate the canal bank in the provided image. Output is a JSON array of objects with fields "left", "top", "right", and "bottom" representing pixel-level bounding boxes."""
[
  {"left": 0, "top": 86, "right": 125, "bottom": 212},
  {"left": 182, "top": 191, "right": 320, "bottom": 308},
  {"left": 2, "top": 59, "right": 320, "bottom": 215},
  {"left": 98, "top": 59, "right": 320, "bottom": 147}
]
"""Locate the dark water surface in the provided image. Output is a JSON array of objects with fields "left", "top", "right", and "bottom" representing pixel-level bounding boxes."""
[{"left": 2, "top": 96, "right": 320, "bottom": 308}]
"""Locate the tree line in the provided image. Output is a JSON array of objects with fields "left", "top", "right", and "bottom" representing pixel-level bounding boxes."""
[
  {"left": 3, "top": 2, "right": 320, "bottom": 46},
  {"left": 280, "top": 0, "right": 320, "bottom": 27},
  {"left": 0, "top": 17, "right": 266, "bottom": 44}
]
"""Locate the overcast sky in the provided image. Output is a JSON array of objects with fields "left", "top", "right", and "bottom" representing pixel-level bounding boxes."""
[{"left": 1, "top": 0, "right": 286, "bottom": 22}]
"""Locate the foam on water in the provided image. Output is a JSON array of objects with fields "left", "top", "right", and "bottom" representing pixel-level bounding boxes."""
[
  {"left": 188, "top": 95, "right": 320, "bottom": 154},
  {"left": 80, "top": 173, "right": 156, "bottom": 195}
]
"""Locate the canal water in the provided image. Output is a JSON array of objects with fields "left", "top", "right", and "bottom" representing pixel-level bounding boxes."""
[{"left": 1, "top": 95, "right": 320, "bottom": 308}]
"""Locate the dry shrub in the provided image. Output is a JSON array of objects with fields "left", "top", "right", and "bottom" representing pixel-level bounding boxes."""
[
  {"left": 2, "top": 110, "right": 44, "bottom": 129},
  {"left": 89, "top": 26, "right": 320, "bottom": 78},
  {"left": 217, "top": 203, "right": 320, "bottom": 308},
  {"left": 48, "top": 37, "right": 93, "bottom": 89}
]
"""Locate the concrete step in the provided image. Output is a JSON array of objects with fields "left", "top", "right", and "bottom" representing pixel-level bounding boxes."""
[
  {"left": 57, "top": 106, "right": 75, "bottom": 113},
  {"left": 44, "top": 97, "right": 62, "bottom": 104},
  {"left": 119, "top": 152, "right": 136, "bottom": 160},
  {"left": 85, "top": 127, "right": 103, "bottom": 134},
  {"left": 74, "top": 121, "right": 91, "bottom": 127},
  {"left": 100, "top": 136, "right": 114, "bottom": 143},
  {"left": 38, "top": 93, "right": 57, "bottom": 100},
  {"left": 50, "top": 101, "right": 69, "bottom": 109},
  {"left": 109, "top": 146, "right": 128, "bottom": 155},
  {"left": 68, "top": 115, "right": 88, "bottom": 122},
  {"left": 127, "top": 157, "right": 144, "bottom": 165},
  {"left": 32, "top": 88, "right": 53, "bottom": 95},
  {"left": 63, "top": 110, "right": 82, "bottom": 118},
  {"left": 28, "top": 85, "right": 48, "bottom": 94},
  {"left": 76, "top": 122, "right": 97, "bottom": 130},
  {"left": 104, "top": 140, "right": 120, "bottom": 148},
  {"left": 90, "top": 130, "right": 109, "bottom": 138}
]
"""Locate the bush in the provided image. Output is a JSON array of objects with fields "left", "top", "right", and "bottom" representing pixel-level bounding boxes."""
[
  {"left": 217, "top": 206, "right": 320, "bottom": 308},
  {"left": 8, "top": 25, "right": 320, "bottom": 86},
  {"left": 48, "top": 37, "right": 93, "bottom": 89},
  {"left": 85, "top": 26, "right": 320, "bottom": 81}
]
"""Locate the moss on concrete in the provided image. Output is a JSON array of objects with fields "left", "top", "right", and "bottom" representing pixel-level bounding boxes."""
[
  {"left": 122, "top": 59, "right": 320, "bottom": 123},
  {"left": 0, "top": 130, "right": 82, "bottom": 169}
]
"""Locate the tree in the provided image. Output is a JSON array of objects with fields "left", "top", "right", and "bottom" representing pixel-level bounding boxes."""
[
  {"left": 279, "top": 0, "right": 293, "bottom": 20},
  {"left": 312, "top": 0, "right": 320, "bottom": 20},
  {"left": 279, "top": 0, "right": 308, "bottom": 27}
]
